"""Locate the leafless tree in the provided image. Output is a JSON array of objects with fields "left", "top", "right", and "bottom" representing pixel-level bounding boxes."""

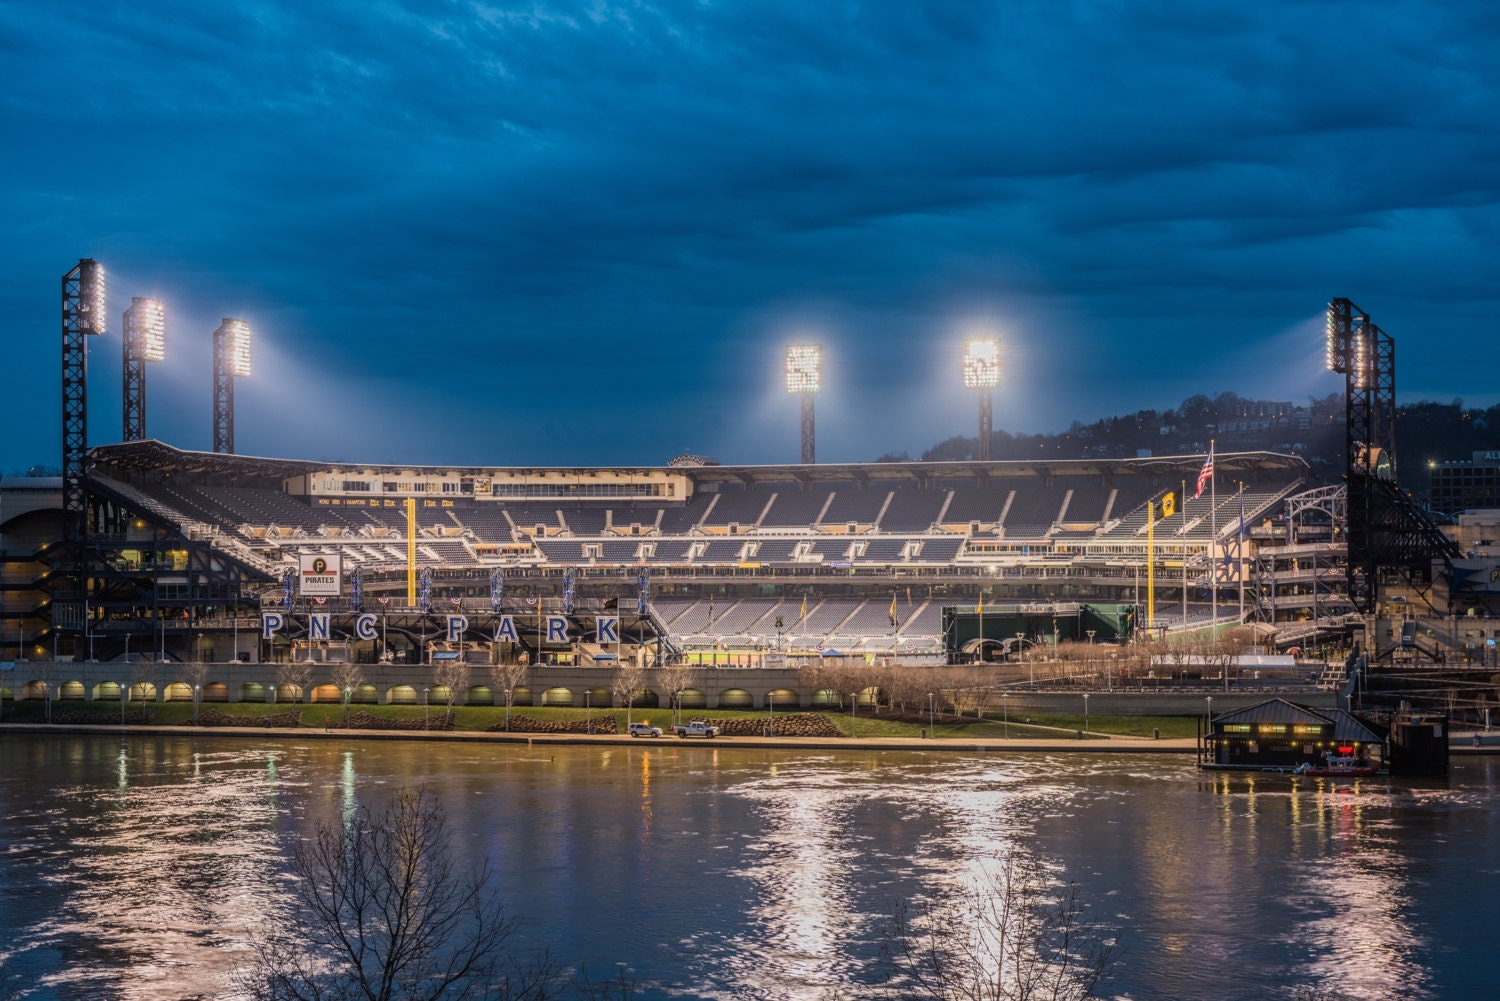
[
  {"left": 654, "top": 661, "right": 697, "bottom": 725},
  {"left": 235, "top": 787, "right": 555, "bottom": 1001},
  {"left": 882, "top": 851, "right": 1116, "bottom": 1001},
  {"left": 331, "top": 662, "right": 366, "bottom": 721},
  {"left": 489, "top": 661, "right": 529, "bottom": 731},
  {"left": 184, "top": 661, "right": 212, "bottom": 724},
  {"left": 610, "top": 661, "right": 647, "bottom": 727},
  {"left": 278, "top": 660, "right": 314, "bottom": 705},
  {"left": 435, "top": 660, "right": 471, "bottom": 714}
]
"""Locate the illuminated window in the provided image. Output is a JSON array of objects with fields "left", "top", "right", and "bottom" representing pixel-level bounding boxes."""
[
  {"left": 1223, "top": 724, "right": 1252, "bottom": 733},
  {"left": 1258, "top": 724, "right": 1288, "bottom": 734}
]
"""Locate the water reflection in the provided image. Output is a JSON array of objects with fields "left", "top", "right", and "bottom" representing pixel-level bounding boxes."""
[{"left": 0, "top": 738, "right": 1496, "bottom": 1001}]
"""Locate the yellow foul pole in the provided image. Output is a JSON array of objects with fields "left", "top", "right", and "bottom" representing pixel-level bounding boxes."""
[{"left": 406, "top": 497, "right": 417, "bottom": 606}]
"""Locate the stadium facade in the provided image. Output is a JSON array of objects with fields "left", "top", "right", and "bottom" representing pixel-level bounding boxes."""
[{"left": 1, "top": 441, "right": 1317, "bottom": 689}]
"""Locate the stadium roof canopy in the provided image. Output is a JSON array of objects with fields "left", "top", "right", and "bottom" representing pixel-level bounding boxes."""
[{"left": 90, "top": 438, "right": 1309, "bottom": 486}]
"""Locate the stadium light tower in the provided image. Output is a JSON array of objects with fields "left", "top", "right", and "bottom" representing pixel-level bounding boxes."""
[
  {"left": 963, "top": 338, "right": 1000, "bottom": 461},
  {"left": 122, "top": 297, "right": 165, "bottom": 442},
  {"left": 61, "top": 258, "right": 106, "bottom": 540},
  {"left": 212, "top": 318, "right": 252, "bottom": 454},
  {"left": 786, "top": 344, "right": 821, "bottom": 464}
]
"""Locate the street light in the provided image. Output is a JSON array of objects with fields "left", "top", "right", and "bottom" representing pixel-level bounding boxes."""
[
  {"left": 423, "top": 687, "right": 430, "bottom": 730},
  {"left": 1082, "top": 692, "right": 1090, "bottom": 738},
  {"left": 585, "top": 690, "right": 592, "bottom": 734},
  {"left": 928, "top": 691, "right": 934, "bottom": 738},
  {"left": 850, "top": 692, "right": 858, "bottom": 737},
  {"left": 343, "top": 685, "right": 352, "bottom": 724},
  {"left": 1002, "top": 692, "right": 1009, "bottom": 739},
  {"left": 193, "top": 683, "right": 201, "bottom": 726}
]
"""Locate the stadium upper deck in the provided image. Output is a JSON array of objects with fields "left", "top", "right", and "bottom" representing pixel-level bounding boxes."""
[{"left": 88, "top": 440, "right": 1308, "bottom": 577}]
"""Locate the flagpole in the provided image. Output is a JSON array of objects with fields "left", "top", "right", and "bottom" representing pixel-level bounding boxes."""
[
  {"left": 1209, "top": 440, "right": 1218, "bottom": 642},
  {"left": 1237, "top": 481, "right": 1246, "bottom": 622},
  {"left": 1181, "top": 478, "right": 1188, "bottom": 629}
]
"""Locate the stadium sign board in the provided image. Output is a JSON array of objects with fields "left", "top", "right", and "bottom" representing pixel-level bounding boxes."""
[{"left": 299, "top": 553, "right": 342, "bottom": 597}]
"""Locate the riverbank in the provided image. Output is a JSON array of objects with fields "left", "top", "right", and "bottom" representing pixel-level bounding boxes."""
[{"left": 0, "top": 719, "right": 1197, "bottom": 752}]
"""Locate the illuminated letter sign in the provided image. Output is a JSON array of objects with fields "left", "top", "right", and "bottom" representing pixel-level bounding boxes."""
[
  {"left": 262, "top": 612, "right": 284, "bottom": 638},
  {"left": 546, "top": 615, "right": 569, "bottom": 643},
  {"left": 355, "top": 613, "right": 378, "bottom": 641},
  {"left": 446, "top": 615, "right": 469, "bottom": 642},
  {"left": 309, "top": 613, "right": 330, "bottom": 641},
  {"left": 494, "top": 616, "right": 519, "bottom": 643},
  {"left": 596, "top": 616, "right": 619, "bottom": 644},
  {"left": 299, "top": 553, "right": 342, "bottom": 597}
]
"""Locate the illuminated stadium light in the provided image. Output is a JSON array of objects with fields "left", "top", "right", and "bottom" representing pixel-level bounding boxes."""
[
  {"left": 1324, "top": 302, "right": 1341, "bottom": 374},
  {"left": 213, "top": 318, "right": 253, "bottom": 453},
  {"left": 79, "top": 260, "right": 107, "bottom": 336},
  {"left": 785, "top": 344, "right": 821, "bottom": 394},
  {"left": 122, "top": 298, "right": 167, "bottom": 442},
  {"left": 962, "top": 339, "right": 999, "bottom": 388},
  {"left": 1351, "top": 325, "right": 1370, "bottom": 392},
  {"left": 785, "top": 344, "right": 821, "bottom": 464},
  {"left": 964, "top": 338, "right": 1000, "bottom": 460},
  {"left": 131, "top": 298, "right": 166, "bottom": 361},
  {"left": 222, "top": 318, "right": 252, "bottom": 377}
]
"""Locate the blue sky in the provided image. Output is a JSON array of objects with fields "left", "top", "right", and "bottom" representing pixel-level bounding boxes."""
[{"left": 2, "top": 0, "right": 1497, "bottom": 471}]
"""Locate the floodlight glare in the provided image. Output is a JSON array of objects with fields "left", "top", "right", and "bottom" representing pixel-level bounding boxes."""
[
  {"left": 1324, "top": 303, "right": 1340, "bottom": 374},
  {"left": 223, "top": 318, "right": 252, "bottom": 377},
  {"left": 132, "top": 298, "right": 166, "bottom": 361},
  {"left": 785, "top": 344, "right": 821, "bottom": 394},
  {"left": 963, "top": 339, "right": 1000, "bottom": 388}
]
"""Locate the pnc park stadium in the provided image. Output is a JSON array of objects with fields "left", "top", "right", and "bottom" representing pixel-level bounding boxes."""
[{"left": 0, "top": 263, "right": 1487, "bottom": 715}]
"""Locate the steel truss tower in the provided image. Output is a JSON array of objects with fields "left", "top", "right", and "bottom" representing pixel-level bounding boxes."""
[
  {"left": 212, "top": 318, "right": 251, "bottom": 453},
  {"left": 800, "top": 393, "right": 816, "bottom": 464},
  {"left": 122, "top": 298, "right": 164, "bottom": 442},
  {"left": 1326, "top": 298, "right": 1458, "bottom": 613},
  {"left": 61, "top": 259, "right": 106, "bottom": 541}
]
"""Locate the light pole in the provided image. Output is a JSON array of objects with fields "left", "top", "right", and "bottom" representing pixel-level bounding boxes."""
[
  {"left": 121, "top": 681, "right": 127, "bottom": 725},
  {"left": 928, "top": 691, "right": 934, "bottom": 737},
  {"left": 1205, "top": 695, "right": 1213, "bottom": 749},
  {"left": 1002, "top": 692, "right": 1009, "bottom": 739},
  {"left": 193, "top": 683, "right": 201, "bottom": 726},
  {"left": 586, "top": 690, "right": 592, "bottom": 734},
  {"left": 343, "top": 685, "right": 352, "bottom": 724},
  {"left": 1082, "top": 692, "right": 1089, "bottom": 738},
  {"left": 850, "top": 692, "right": 858, "bottom": 737},
  {"left": 423, "top": 687, "right": 430, "bottom": 730},
  {"left": 1107, "top": 653, "right": 1114, "bottom": 692}
]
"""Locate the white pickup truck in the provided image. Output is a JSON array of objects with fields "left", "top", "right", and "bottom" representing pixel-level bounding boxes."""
[{"left": 672, "top": 720, "right": 721, "bottom": 739}]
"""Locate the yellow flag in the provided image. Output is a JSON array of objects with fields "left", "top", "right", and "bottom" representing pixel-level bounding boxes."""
[
  {"left": 977, "top": 593, "right": 984, "bottom": 616},
  {"left": 888, "top": 595, "right": 897, "bottom": 624},
  {"left": 1161, "top": 492, "right": 1176, "bottom": 518},
  {"left": 799, "top": 596, "right": 807, "bottom": 620}
]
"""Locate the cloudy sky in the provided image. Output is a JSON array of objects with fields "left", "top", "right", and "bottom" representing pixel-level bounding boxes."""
[{"left": 2, "top": 0, "right": 1497, "bottom": 471}]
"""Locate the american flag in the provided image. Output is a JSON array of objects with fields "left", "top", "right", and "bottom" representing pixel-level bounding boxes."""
[
  {"left": 525, "top": 597, "right": 537, "bottom": 606},
  {"left": 450, "top": 597, "right": 462, "bottom": 607},
  {"left": 1194, "top": 447, "right": 1214, "bottom": 499}
]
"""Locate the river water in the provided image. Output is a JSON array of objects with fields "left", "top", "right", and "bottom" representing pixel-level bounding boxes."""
[{"left": 0, "top": 734, "right": 1495, "bottom": 1000}]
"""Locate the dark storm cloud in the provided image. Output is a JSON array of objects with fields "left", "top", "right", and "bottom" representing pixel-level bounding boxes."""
[{"left": 1, "top": 0, "right": 1497, "bottom": 470}]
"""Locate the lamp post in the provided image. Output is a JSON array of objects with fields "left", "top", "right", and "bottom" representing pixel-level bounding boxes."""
[
  {"left": 121, "top": 681, "right": 127, "bottom": 725},
  {"left": 1082, "top": 692, "right": 1089, "bottom": 738},
  {"left": 423, "top": 687, "right": 430, "bottom": 730},
  {"left": 193, "top": 683, "right": 201, "bottom": 726},
  {"left": 928, "top": 691, "right": 934, "bottom": 738},
  {"left": 850, "top": 692, "right": 858, "bottom": 737},
  {"left": 1002, "top": 692, "right": 1009, "bottom": 739},
  {"left": 586, "top": 690, "right": 592, "bottom": 735},
  {"left": 767, "top": 690, "right": 775, "bottom": 737},
  {"left": 1205, "top": 695, "right": 1213, "bottom": 751},
  {"left": 343, "top": 685, "right": 352, "bottom": 724}
]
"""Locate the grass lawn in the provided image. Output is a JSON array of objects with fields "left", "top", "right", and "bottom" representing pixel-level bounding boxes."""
[{"left": 0, "top": 700, "right": 1201, "bottom": 740}]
